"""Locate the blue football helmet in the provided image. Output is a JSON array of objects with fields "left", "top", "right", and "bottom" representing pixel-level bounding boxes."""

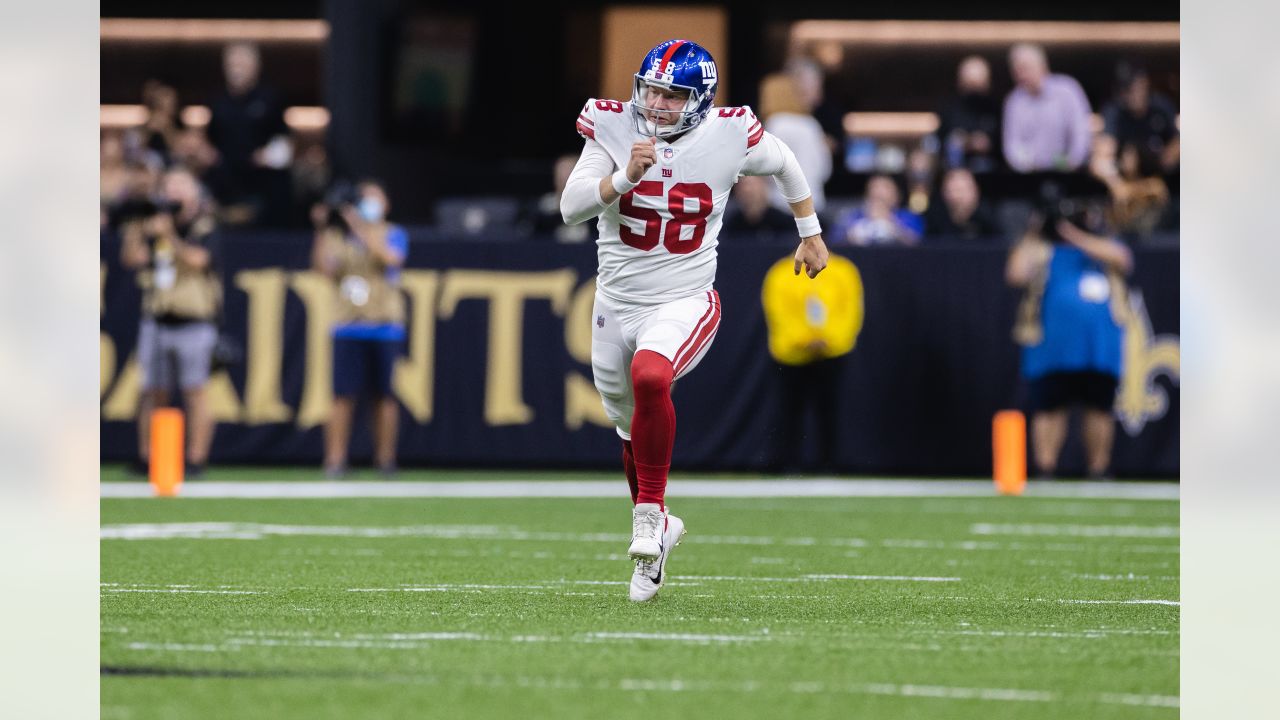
[{"left": 631, "top": 39, "right": 718, "bottom": 138}]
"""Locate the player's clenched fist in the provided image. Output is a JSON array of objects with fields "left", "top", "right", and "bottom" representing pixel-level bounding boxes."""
[{"left": 626, "top": 137, "right": 658, "bottom": 182}]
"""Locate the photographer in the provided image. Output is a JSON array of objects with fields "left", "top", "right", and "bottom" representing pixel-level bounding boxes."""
[
  {"left": 311, "top": 180, "right": 408, "bottom": 477},
  {"left": 1006, "top": 196, "right": 1132, "bottom": 480},
  {"left": 119, "top": 167, "right": 221, "bottom": 477}
]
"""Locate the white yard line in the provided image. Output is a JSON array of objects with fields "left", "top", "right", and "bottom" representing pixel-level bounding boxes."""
[
  {"left": 100, "top": 479, "right": 1178, "bottom": 500},
  {"left": 126, "top": 642, "right": 223, "bottom": 652},
  {"left": 1099, "top": 692, "right": 1180, "bottom": 708},
  {"left": 970, "top": 523, "right": 1179, "bottom": 538},
  {"left": 804, "top": 574, "right": 961, "bottom": 582},
  {"left": 1055, "top": 599, "right": 1180, "bottom": 607},
  {"left": 583, "top": 632, "right": 768, "bottom": 644},
  {"left": 103, "top": 588, "right": 265, "bottom": 595}
]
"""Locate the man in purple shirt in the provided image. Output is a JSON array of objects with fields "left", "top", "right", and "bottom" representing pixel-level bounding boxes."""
[{"left": 1002, "top": 44, "right": 1094, "bottom": 172}]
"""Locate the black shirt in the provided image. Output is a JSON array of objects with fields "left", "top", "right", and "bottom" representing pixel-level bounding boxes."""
[
  {"left": 925, "top": 202, "right": 1002, "bottom": 242},
  {"left": 1102, "top": 94, "right": 1178, "bottom": 156},
  {"left": 936, "top": 93, "right": 1002, "bottom": 173},
  {"left": 206, "top": 84, "right": 288, "bottom": 172},
  {"left": 722, "top": 206, "right": 796, "bottom": 243}
]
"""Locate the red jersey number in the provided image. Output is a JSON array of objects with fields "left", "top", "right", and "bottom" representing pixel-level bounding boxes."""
[
  {"left": 619, "top": 182, "right": 713, "bottom": 254},
  {"left": 618, "top": 181, "right": 664, "bottom": 251},
  {"left": 664, "top": 183, "right": 713, "bottom": 254}
]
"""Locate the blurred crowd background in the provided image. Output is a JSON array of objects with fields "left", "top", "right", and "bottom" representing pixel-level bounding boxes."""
[{"left": 101, "top": 1, "right": 1178, "bottom": 248}]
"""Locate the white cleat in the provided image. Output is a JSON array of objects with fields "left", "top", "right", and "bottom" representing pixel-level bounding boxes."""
[
  {"left": 628, "top": 503, "right": 665, "bottom": 560},
  {"left": 630, "top": 511, "right": 686, "bottom": 602}
]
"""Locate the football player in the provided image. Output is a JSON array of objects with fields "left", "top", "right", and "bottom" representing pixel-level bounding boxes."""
[{"left": 561, "top": 39, "right": 829, "bottom": 601}]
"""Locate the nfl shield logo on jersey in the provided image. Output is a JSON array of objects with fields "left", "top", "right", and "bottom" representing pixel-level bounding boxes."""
[{"left": 663, "top": 147, "right": 674, "bottom": 160}]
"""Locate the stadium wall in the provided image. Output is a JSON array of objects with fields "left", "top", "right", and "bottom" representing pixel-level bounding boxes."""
[{"left": 100, "top": 233, "right": 1179, "bottom": 477}]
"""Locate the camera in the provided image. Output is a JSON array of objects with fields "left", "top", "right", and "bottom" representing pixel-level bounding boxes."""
[
  {"left": 1035, "top": 182, "right": 1090, "bottom": 243},
  {"left": 323, "top": 180, "right": 361, "bottom": 231},
  {"left": 112, "top": 197, "right": 182, "bottom": 226}
]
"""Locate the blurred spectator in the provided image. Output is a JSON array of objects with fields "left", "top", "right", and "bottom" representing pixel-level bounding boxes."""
[
  {"left": 722, "top": 175, "right": 795, "bottom": 241},
  {"left": 904, "top": 147, "right": 935, "bottom": 216},
  {"left": 1002, "top": 44, "right": 1093, "bottom": 172},
  {"left": 925, "top": 168, "right": 1000, "bottom": 241},
  {"left": 311, "top": 180, "right": 407, "bottom": 478},
  {"left": 105, "top": 158, "right": 162, "bottom": 232},
  {"left": 1006, "top": 201, "right": 1132, "bottom": 480},
  {"left": 1099, "top": 64, "right": 1179, "bottom": 174},
  {"left": 1091, "top": 65, "right": 1177, "bottom": 240},
  {"left": 119, "top": 167, "right": 222, "bottom": 478},
  {"left": 1097, "top": 141, "right": 1171, "bottom": 240},
  {"left": 530, "top": 154, "right": 594, "bottom": 243},
  {"left": 137, "top": 80, "right": 186, "bottom": 166},
  {"left": 205, "top": 42, "right": 294, "bottom": 226},
  {"left": 101, "top": 132, "right": 130, "bottom": 221},
  {"left": 761, "top": 251, "right": 864, "bottom": 473},
  {"left": 936, "top": 55, "right": 1002, "bottom": 173},
  {"left": 171, "top": 128, "right": 218, "bottom": 177},
  {"left": 293, "top": 143, "right": 333, "bottom": 223},
  {"left": 786, "top": 58, "right": 842, "bottom": 157},
  {"left": 759, "top": 67, "right": 831, "bottom": 213},
  {"left": 831, "top": 175, "right": 923, "bottom": 246}
]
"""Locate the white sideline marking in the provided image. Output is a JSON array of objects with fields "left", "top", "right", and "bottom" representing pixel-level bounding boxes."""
[
  {"left": 970, "top": 523, "right": 1179, "bottom": 538},
  {"left": 1099, "top": 692, "right": 1180, "bottom": 708},
  {"left": 99, "top": 479, "right": 1178, "bottom": 500},
  {"left": 103, "top": 588, "right": 264, "bottom": 595},
  {"left": 804, "top": 574, "right": 961, "bottom": 582},
  {"left": 583, "top": 632, "right": 767, "bottom": 644},
  {"left": 126, "top": 642, "right": 222, "bottom": 652},
  {"left": 859, "top": 683, "right": 1055, "bottom": 703},
  {"left": 1070, "top": 573, "right": 1179, "bottom": 581},
  {"left": 1056, "top": 599, "right": 1180, "bottom": 607},
  {"left": 100, "top": 522, "right": 876, "bottom": 549}
]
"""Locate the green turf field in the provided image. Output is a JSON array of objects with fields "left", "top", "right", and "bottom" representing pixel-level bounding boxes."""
[{"left": 101, "top": 470, "right": 1179, "bottom": 719}]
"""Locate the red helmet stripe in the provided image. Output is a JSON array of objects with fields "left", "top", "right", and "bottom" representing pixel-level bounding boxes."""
[{"left": 658, "top": 40, "right": 687, "bottom": 74}]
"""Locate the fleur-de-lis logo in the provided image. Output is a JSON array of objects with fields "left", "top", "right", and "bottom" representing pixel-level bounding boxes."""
[{"left": 1116, "top": 290, "right": 1180, "bottom": 436}]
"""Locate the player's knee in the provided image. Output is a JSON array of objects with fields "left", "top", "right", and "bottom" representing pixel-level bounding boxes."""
[{"left": 631, "top": 350, "right": 673, "bottom": 400}]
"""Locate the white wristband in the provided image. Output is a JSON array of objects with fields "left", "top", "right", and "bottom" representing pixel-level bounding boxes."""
[
  {"left": 795, "top": 214, "right": 822, "bottom": 238},
  {"left": 611, "top": 170, "right": 640, "bottom": 196}
]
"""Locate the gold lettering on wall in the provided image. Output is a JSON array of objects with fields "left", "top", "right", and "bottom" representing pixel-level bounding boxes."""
[
  {"left": 101, "top": 355, "right": 141, "bottom": 420},
  {"left": 439, "top": 269, "right": 577, "bottom": 425},
  {"left": 394, "top": 270, "right": 441, "bottom": 423},
  {"left": 101, "top": 262, "right": 115, "bottom": 397},
  {"left": 563, "top": 278, "right": 612, "bottom": 429},
  {"left": 289, "top": 271, "right": 337, "bottom": 429},
  {"left": 205, "top": 370, "right": 243, "bottom": 422},
  {"left": 101, "top": 334, "right": 116, "bottom": 398},
  {"left": 235, "top": 269, "right": 292, "bottom": 424}
]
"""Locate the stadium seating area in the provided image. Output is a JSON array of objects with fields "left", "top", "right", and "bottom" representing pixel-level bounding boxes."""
[{"left": 100, "top": 14, "right": 1178, "bottom": 247}]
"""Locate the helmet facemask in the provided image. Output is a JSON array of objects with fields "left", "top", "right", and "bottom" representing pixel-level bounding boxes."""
[{"left": 631, "top": 75, "right": 705, "bottom": 138}]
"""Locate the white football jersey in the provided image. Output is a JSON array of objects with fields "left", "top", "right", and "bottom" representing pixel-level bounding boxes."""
[{"left": 576, "top": 99, "right": 766, "bottom": 306}]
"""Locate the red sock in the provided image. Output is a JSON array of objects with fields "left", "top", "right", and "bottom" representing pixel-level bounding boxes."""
[
  {"left": 630, "top": 350, "right": 675, "bottom": 509},
  {"left": 622, "top": 439, "right": 638, "bottom": 504}
]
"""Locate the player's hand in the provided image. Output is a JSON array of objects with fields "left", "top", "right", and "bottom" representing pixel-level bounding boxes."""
[
  {"left": 794, "top": 234, "right": 829, "bottom": 279},
  {"left": 626, "top": 137, "right": 658, "bottom": 182}
]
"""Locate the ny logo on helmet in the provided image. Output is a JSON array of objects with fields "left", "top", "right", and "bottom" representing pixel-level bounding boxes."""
[{"left": 698, "top": 60, "right": 717, "bottom": 87}]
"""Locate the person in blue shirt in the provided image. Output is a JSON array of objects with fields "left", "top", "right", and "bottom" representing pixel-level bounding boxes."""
[
  {"left": 1006, "top": 210, "right": 1132, "bottom": 480},
  {"left": 311, "top": 180, "right": 408, "bottom": 477},
  {"left": 831, "top": 174, "right": 923, "bottom": 246}
]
